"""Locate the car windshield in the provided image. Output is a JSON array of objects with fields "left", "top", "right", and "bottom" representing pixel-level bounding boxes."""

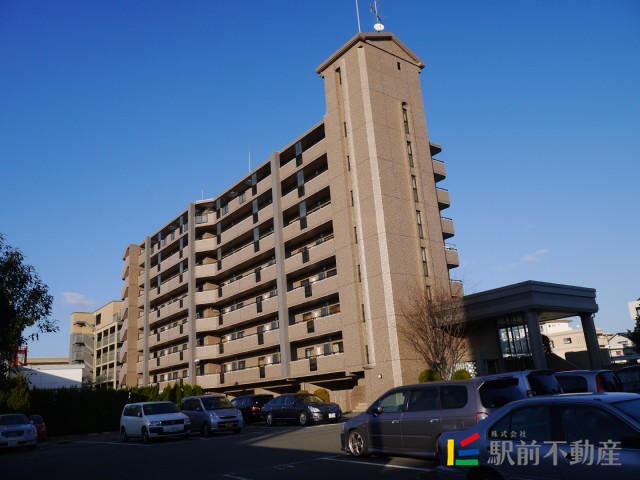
[
  {"left": 0, "top": 414, "right": 29, "bottom": 425},
  {"left": 143, "top": 403, "right": 180, "bottom": 415},
  {"left": 612, "top": 398, "right": 640, "bottom": 422},
  {"left": 296, "top": 395, "right": 324, "bottom": 404},
  {"left": 201, "top": 396, "right": 233, "bottom": 410},
  {"left": 618, "top": 368, "right": 640, "bottom": 383},
  {"left": 479, "top": 378, "right": 526, "bottom": 408}
]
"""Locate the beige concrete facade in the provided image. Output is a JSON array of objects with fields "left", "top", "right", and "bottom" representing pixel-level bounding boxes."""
[
  {"left": 69, "top": 301, "right": 123, "bottom": 388},
  {"left": 119, "top": 33, "right": 460, "bottom": 407}
]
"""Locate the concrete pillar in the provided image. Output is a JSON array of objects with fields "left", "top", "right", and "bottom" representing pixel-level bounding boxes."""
[
  {"left": 580, "top": 313, "right": 603, "bottom": 369},
  {"left": 525, "top": 310, "right": 547, "bottom": 370}
]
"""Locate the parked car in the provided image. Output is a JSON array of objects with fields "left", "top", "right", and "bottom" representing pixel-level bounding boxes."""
[
  {"left": 262, "top": 393, "right": 341, "bottom": 426},
  {"left": 437, "top": 392, "right": 640, "bottom": 480},
  {"left": 617, "top": 364, "right": 640, "bottom": 393},
  {"left": 231, "top": 394, "right": 274, "bottom": 423},
  {"left": 478, "top": 370, "right": 563, "bottom": 405},
  {"left": 180, "top": 394, "right": 243, "bottom": 435},
  {"left": 342, "top": 372, "right": 562, "bottom": 460},
  {"left": 119, "top": 401, "right": 190, "bottom": 443},
  {"left": 0, "top": 413, "right": 37, "bottom": 450},
  {"left": 555, "top": 369, "right": 623, "bottom": 393},
  {"left": 29, "top": 414, "right": 47, "bottom": 441}
]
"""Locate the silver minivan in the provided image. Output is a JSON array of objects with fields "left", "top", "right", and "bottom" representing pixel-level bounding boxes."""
[
  {"left": 180, "top": 394, "right": 244, "bottom": 436},
  {"left": 341, "top": 371, "right": 562, "bottom": 459}
]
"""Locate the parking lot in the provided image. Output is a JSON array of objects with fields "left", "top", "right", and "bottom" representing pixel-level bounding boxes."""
[{"left": 0, "top": 419, "right": 437, "bottom": 479}]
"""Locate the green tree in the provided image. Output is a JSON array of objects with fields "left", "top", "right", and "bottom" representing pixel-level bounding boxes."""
[
  {"left": 419, "top": 369, "right": 442, "bottom": 382},
  {"left": 626, "top": 310, "right": 640, "bottom": 352},
  {"left": 451, "top": 369, "right": 472, "bottom": 380},
  {"left": 0, "top": 235, "right": 58, "bottom": 386}
]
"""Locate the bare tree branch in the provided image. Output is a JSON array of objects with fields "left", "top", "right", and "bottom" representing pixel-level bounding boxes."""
[{"left": 398, "top": 285, "right": 468, "bottom": 381}]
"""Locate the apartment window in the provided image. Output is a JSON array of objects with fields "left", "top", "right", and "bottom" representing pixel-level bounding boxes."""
[
  {"left": 332, "top": 341, "right": 344, "bottom": 354},
  {"left": 336, "top": 67, "right": 342, "bottom": 85},
  {"left": 397, "top": 61, "right": 401, "bottom": 70},
  {"left": 350, "top": 190, "right": 354, "bottom": 206},
  {"left": 421, "top": 248, "right": 429, "bottom": 277},
  {"left": 411, "top": 175, "right": 419, "bottom": 202},
  {"left": 239, "top": 191, "right": 246, "bottom": 204},
  {"left": 221, "top": 204, "right": 229, "bottom": 215},
  {"left": 256, "top": 296, "right": 263, "bottom": 313},
  {"left": 563, "top": 338, "right": 572, "bottom": 344},
  {"left": 357, "top": 264, "right": 362, "bottom": 282},
  {"left": 343, "top": 122, "right": 348, "bottom": 137},
  {"left": 407, "top": 141, "right": 414, "bottom": 167},
  {"left": 347, "top": 155, "right": 351, "bottom": 171},
  {"left": 402, "top": 103, "right": 410, "bottom": 134},
  {"left": 297, "top": 169, "right": 305, "bottom": 197},
  {"left": 295, "top": 141, "right": 303, "bottom": 167},
  {"left": 96, "top": 314, "right": 102, "bottom": 326},
  {"left": 416, "top": 210, "right": 424, "bottom": 239},
  {"left": 255, "top": 267, "right": 261, "bottom": 282}
]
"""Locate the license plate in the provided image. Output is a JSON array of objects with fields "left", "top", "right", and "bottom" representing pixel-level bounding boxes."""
[
  {"left": 328, "top": 413, "right": 336, "bottom": 418},
  {"left": 224, "top": 422, "right": 234, "bottom": 428},
  {"left": 9, "top": 440, "right": 18, "bottom": 447},
  {"left": 166, "top": 426, "right": 180, "bottom": 432}
]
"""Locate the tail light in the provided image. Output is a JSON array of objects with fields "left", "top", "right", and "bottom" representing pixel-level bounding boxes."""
[
  {"left": 596, "top": 375, "right": 604, "bottom": 392},
  {"left": 251, "top": 406, "right": 260, "bottom": 412},
  {"left": 476, "top": 412, "right": 489, "bottom": 423}
]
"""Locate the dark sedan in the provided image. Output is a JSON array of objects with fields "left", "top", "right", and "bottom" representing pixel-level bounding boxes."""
[{"left": 262, "top": 393, "right": 342, "bottom": 426}]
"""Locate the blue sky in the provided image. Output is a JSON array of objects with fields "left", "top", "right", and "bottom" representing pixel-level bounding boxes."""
[{"left": 1, "top": 0, "right": 639, "bottom": 358}]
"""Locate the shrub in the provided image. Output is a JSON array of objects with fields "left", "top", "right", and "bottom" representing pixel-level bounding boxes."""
[
  {"left": 419, "top": 369, "right": 442, "bottom": 383},
  {"left": 296, "top": 389, "right": 309, "bottom": 394},
  {"left": 313, "top": 388, "right": 330, "bottom": 402},
  {"left": 451, "top": 369, "right": 472, "bottom": 380}
]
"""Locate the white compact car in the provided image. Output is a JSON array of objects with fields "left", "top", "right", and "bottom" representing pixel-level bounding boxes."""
[
  {"left": 0, "top": 413, "right": 38, "bottom": 450},
  {"left": 120, "top": 401, "right": 191, "bottom": 443}
]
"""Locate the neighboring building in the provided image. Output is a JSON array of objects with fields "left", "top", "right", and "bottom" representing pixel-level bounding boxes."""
[
  {"left": 120, "top": 32, "right": 462, "bottom": 409},
  {"left": 17, "top": 364, "right": 83, "bottom": 390},
  {"left": 629, "top": 299, "right": 640, "bottom": 320},
  {"left": 539, "top": 318, "right": 634, "bottom": 367},
  {"left": 69, "top": 301, "right": 123, "bottom": 388}
]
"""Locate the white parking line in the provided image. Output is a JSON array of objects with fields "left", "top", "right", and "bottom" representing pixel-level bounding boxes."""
[
  {"left": 321, "top": 457, "right": 435, "bottom": 472},
  {"left": 75, "top": 440, "right": 149, "bottom": 447}
]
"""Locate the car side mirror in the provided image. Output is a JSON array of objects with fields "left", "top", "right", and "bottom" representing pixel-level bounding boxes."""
[
  {"left": 291, "top": 402, "right": 297, "bottom": 406},
  {"left": 137, "top": 412, "right": 142, "bottom": 418},
  {"left": 370, "top": 406, "right": 383, "bottom": 415},
  {"left": 196, "top": 407, "right": 202, "bottom": 412}
]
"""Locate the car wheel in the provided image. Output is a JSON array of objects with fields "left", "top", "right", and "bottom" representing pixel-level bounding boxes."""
[
  {"left": 266, "top": 412, "right": 274, "bottom": 427},
  {"left": 202, "top": 423, "right": 210, "bottom": 437},
  {"left": 298, "top": 411, "right": 309, "bottom": 426},
  {"left": 120, "top": 427, "right": 129, "bottom": 443},
  {"left": 142, "top": 428, "right": 150, "bottom": 444},
  {"left": 347, "top": 429, "right": 370, "bottom": 457}
]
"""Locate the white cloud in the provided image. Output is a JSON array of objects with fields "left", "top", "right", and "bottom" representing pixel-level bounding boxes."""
[
  {"left": 61, "top": 291, "right": 95, "bottom": 307},
  {"left": 522, "top": 249, "right": 549, "bottom": 262}
]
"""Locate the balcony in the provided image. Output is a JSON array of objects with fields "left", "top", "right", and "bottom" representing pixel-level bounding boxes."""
[
  {"left": 217, "top": 262, "right": 277, "bottom": 302},
  {"left": 282, "top": 203, "right": 332, "bottom": 243},
  {"left": 445, "top": 245, "right": 460, "bottom": 269},
  {"left": 195, "top": 237, "right": 217, "bottom": 254},
  {"left": 280, "top": 138, "right": 326, "bottom": 181},
  {"left": 195, "top": 290, "right": 215, "bottom": 307},
  {"left": 221, "top": 296, "right": 278, "bottom": 329},
  {"left": 195, "top": 263, "right": 217, "bottom": 279},
  {"left": 195, "top": 344, "right": 218, "bottom": 359},
  {"left": 158, "top": 248, "right": 183, "bottom": 273},
  {"left": 149, "top": 324, "right": 188, "bottom": 349},
  {"left": 219, "top": 233, "right": 275, "bottom": 275},
  {"left": 197, "top": 373, "right": 221, "bottom": 389},
  {"left": 220, "top": 330, "right": 280, "bottom": 357},
  {"left": 432, "top": 158, "right": 446, "bottom": 182},
  {"left": 118, "top": 319, "right": 129, "bottom": 342},
  {"left": 287, "top": 275, "right": 339, "bottom": 308},
  {"left": 148, "top": 273, "right": 187, "bottom": 303},
  {"left": 289, "top": 352, "right": 345, "bottom": 378},
  {"left": 150, "top": 351, "right": 187, "bottom": 371},
  {"left": 289, "top": 312, "right": 342, "bottom": 342},
  {"left": 285, "top": 236, "right": 335, "bottom": 273},
  {"left": 436, "top": 188, "right": 450, "bottom": 210},
  {"left": 118, "top": 340, "right": 128, "bottom": 363},
  {"left": 281, "top": 171, "right": 329, "bottom": 212},
  {"left": 450, "top": 280, "right": 464, "bottom": 297},
  {"left": 150, "top": 295, "right": 188, "bottom": 326},
  {"left": 220, "top": 364, "right": 281, "bottom": 386},
  {"left": 440, "top": 217, "right": 455, "bottom": 239},
  {"left": 195, "top": 315, "right": 220, "bottom": 333}
]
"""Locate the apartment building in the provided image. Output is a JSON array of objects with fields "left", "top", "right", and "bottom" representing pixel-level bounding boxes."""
[
  {"left": 70, "top": 301, "right": 123, "bottom": 388},
  {"left": 120, "top": 32, "right": 461, "bottom": 408}
]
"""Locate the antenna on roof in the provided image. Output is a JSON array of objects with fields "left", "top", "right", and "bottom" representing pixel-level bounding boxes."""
[
  {"left": 370, "top": 0, "right": 384, "bottom": 31},
  {"left": 355, "top": 0, "right": 361, "bottom": 33}
]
